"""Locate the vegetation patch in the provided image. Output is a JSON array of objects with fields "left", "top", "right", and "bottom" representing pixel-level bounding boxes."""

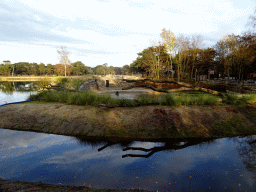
[
  {"left": 29, "top": 89, "right": 256, "bottom": 108},
  {"left": 210, "top": 115, "right": 255, "bottom": 137}
]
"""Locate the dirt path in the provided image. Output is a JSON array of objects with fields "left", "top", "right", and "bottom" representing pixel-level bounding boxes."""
[{"left": 1, "top": 102, "right": 255, "bottom": 139}]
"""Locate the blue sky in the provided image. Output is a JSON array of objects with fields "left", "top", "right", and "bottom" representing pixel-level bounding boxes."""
[{"left": 0, "top": 0, "right": 255, "bottom": 67}]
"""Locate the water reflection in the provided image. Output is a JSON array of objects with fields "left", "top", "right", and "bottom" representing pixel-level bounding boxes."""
[
  {"left": 0, "top": 82, "right": 37, "bottom": 105},
  {"left": 1, "top": 129, "right": 256, "bottom": 191},
  {"left": 0, "top": 81, "right": 37, "bottom": 93}
]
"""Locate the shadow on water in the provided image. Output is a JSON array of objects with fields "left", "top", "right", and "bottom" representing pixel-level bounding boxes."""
[{"left": 75, "top": 136, "right": 216, "bottom": 158}]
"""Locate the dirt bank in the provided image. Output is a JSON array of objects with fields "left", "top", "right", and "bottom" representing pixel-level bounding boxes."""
[
  {"left": 0, "top": 178, "right": 147, "bottom": 192},
  {"left": 1, "top": 102, "right": 256, "bottom": 139}
]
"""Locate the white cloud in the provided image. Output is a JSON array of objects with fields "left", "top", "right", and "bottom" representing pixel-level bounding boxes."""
[{"left": 1, "top": 0, "right": 255, "bottom": 67}]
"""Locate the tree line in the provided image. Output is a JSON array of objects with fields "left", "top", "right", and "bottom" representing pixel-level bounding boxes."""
[
  {"left": 2, "top": 9, "right": 256, "bottom": 81},
  {"left": 126, "top": 9, "right": 256, "bottom": 81},
  {"left": 128, "top": 30, "right": 256, "bottom": 81},
  {"left": 0, "top": 61, "right": 133, "bottom": 76}
]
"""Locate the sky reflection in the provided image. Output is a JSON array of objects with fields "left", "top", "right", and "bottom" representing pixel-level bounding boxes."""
[{"left": 0, "top": 129, "right": 256, "bottom": 191}]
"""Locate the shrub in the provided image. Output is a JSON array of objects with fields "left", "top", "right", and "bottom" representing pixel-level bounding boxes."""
[
  {"left": 160, "top": 94, "right": 176, "bottom": 106},
  {"left": 137, "top": 94, "right": 159, "bottom": 105},
  {"left": 67, "top": 78, "right": 85, "bottom": 90},
  {"left": 37, "top": 78, "right": 51, "bottom": 88},
  {"left": 222, "top": 93, "right": 239, "bottom": 104}
]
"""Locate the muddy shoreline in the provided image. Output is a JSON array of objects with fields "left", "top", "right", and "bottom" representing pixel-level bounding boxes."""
[
  {"left": 0, "top": 102, "right": 256, "bottom": 139},
  {"left": 1, "top": 103, "right": 256, "bottom": 191},
  {"left": 0, "top": 178, "right": 149, "bottom": 192}
]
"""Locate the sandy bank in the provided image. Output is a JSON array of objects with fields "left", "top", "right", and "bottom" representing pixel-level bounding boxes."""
[{"left": 0, "top": 102, "right": 255, "bottom": 139}]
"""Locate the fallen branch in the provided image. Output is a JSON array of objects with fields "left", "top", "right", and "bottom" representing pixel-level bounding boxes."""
[
  {"left": 97, "top": 103, "right": 116, "bottom": 108},
  {"left": 122, "top": 84, "right": 169, "bottom": 93},
  {"left": 122, "top": 79, "right": 178, "bottom": 84}
]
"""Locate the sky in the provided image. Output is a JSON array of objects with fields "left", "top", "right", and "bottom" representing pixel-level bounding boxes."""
[{"left": 0, "top": 0, "right": 256, "bottom": 68}]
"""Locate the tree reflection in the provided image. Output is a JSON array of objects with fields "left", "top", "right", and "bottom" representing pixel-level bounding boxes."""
[
  {"left": 0, "top": 82, "right": 37, "bottom": 93},
  {"left": 121, "top": 138, "right": 215, "bottom": 158},
  {"left": 236, "top": 136, "right": 256, "bottom": 172},
  {"left": 75, "top": 136, "right": 216, "bottom": 158}
]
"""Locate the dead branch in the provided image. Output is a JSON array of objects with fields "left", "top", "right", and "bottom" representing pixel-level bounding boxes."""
[{"left": 97, "top": 103, "right": 116, "bottom": 108}]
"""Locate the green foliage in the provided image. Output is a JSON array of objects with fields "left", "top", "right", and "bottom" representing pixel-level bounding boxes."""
[
  {"left": 137, "top": 94, "right": 159, "bottom": 105},
  {"left": 55, "top": 77, "right": 68, "bottom": 85},
  {"left": 222, "top": 93, "right": 239, "bottom": 104},
  {"left": 30, "top": 90, "right": 256, "bottom": 107},
  {"left": 202, "top": 82, "right": 217, "bottom": 86},
  {"left": 37, "top": 78, "right": 51, "bottom": 88},
  {"left": 220, "top": 92, "right": 256, "bottom": 105},
  {"left": 160, "top": 94, "right": 176, "bottom": 106},
  {"left": 67, "top": 78, "right": 85, "bottom": 90},
  {"left": 210, "top": 115, "right": 254, "bottom": 137},
  {"left": 71, "top": 61, "right": 88, "bottom": 75}
]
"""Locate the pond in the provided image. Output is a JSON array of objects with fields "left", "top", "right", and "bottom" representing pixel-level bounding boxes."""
[
  {"left": 1, "top": 128, "right": 256, "bottom": 191},
  {"left": 1, "top": 81, "right": 256, "bottom": 191},
  {"left": 0, "top": 82, "right": 37, "bottom": 105}
]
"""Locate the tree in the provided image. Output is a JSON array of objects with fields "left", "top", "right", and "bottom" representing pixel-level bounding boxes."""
[
  {"left": 131, "top": 44, "right": 169, "bottom": 79},
  {"left": 160, "top": 28, "right": 176, "bottom": 78},
  {"left": 196, "top": 48, "right": 216, "bottom": 76},
  {"left": 46, "top": 64, "right": 55, "bottom": 75},
  {"left": 246, "top": 7, "right": 256, "bottom": 30},
  {"left": 54, "top": 64, "right": 71, "bottom": 76},
  {"left": 2, "top": 60, "right": 15, "bottom": 77},
  {"left": 71, "top": 61, "right": 87, "bottom": 76},
  {"left": 175, "top": 34, "right": 191, "bottom": 81},
  {"left": 121, "top": 65, "right": 130, "bottom": 75},
  {"left": 233, "top": 33, "right": 256, "bottom": 80},
  {"left": 0, "top": 64, "right": 12, "bottom": 76},
  {"left": 27, "top": 63, "right": 38, "bottom": 75},
  {"left": 189, "top": 35, "right": 204, "bottom": 80},
  {"left": 38, "top": 63, "right": 46, "bottom": 76},
  {"left": 57, "top": 46, "right": 71, "bottom": 77},
  {"left": 114, "top": 67, "right": 122, "bottom": 75}
]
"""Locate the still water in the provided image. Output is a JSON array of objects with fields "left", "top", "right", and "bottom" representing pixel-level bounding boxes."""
[
  {"left": 1, "top": 128, "right": 256, "bottom": 191},
  {"left": 1, "top": 81, "right": 256, "bottom": 191},
  {"left": 0, "top": 81, "right": 37, "bottom": 105}
]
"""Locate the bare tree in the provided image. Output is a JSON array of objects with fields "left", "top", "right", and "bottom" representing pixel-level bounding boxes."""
[
  {"left": 246, "top": 7, "right": 256, "bottom": 30},
  {"left": 57, "top": 46, "right": 71, "bottom": 77},
  {"left": 190, "top": 34, "right": 204, "bottom": 80},
  {"left": 176, "top": 34, "right": 191, "bottom": 81}
]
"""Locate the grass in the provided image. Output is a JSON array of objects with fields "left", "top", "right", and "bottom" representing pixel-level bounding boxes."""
[
  {"left": 221, "top": 92, "right": 256, "bottom": 105},
  {"left": 210, "top": 115, "right": 255, "bottom": 137},
  {"left": 28, "top": 89, "right": 256, "bottom": 107}
]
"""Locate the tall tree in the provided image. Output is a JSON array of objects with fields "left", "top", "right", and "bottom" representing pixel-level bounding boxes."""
[
  {"left": 57, "top": 46, "right": 71, "bottom": 77},
  {"left": 121, "top": 65, "right": 130, "bottom": 75},
  {"left": 54, "top": 64, "right": 71, "bottom": 76},
  {"left": 38, "top": 63, "right": 46, "bottom": 76},
  {"left": 46, "top": 64, "right": 55, "bottom": 75},
  {"left": 160, "top": 28, "right": 176, "bottom": 78},
  {"left": 71, "top": 61, "right": 87, "bottom": 76}
]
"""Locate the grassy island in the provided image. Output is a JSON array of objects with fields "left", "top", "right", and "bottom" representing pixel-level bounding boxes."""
[{"left": 0, "top": 88, "right": 256, "bottom": 140}]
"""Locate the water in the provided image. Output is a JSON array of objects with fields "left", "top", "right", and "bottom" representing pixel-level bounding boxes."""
[
  {"left": 1, "top": 128, "right": 256, "bottom": 191},
  {"left": 1, "top": 81, "right": 256, "bottom": 191},
  {"left": 0, "top": 82, "right": 37, "bottom": 105}
]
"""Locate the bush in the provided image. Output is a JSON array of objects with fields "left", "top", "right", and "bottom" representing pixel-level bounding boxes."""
[
  {"left": 222, "top": 93, "right": 239, "bottom": 104},
  {"left": 37, "top": 78, "right": 51, "bottom": 88},
  {"left": 67, "top": 78, "right": 85, "bottom": 90},
  {"left": 137, "top": 94, "right": 159, "bottom": 105},
  {"left": 160, "top": 94, "right": 176, "bottom": 106}
]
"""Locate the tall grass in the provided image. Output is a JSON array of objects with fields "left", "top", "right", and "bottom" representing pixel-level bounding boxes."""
[
  {"left": 221, "top": 92, "right": 256, "bottom": 105},
  {"left": 29, "top": 90, "right": 256, "bottom": 107}
]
